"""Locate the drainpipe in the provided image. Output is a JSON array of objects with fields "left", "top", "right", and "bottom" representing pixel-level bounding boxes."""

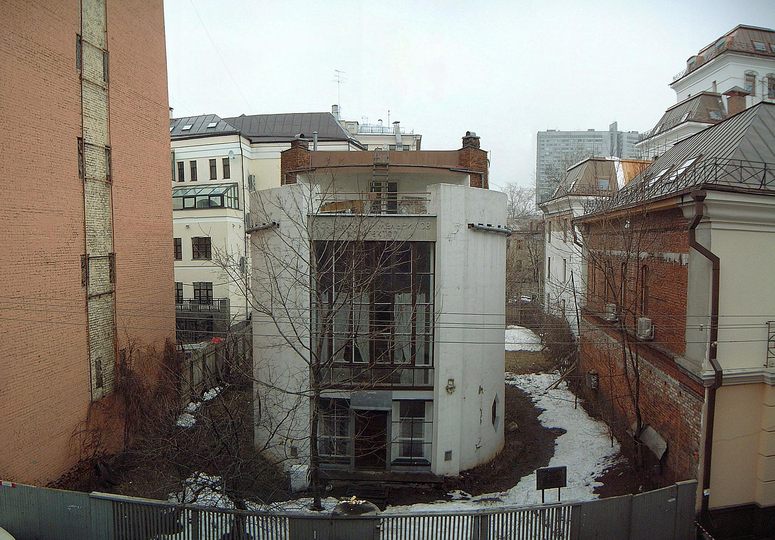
[{"left": 688, "top": 190, "right": 722, "bottom": 525}]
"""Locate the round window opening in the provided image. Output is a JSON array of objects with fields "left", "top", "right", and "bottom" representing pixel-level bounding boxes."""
[{"left": 491, "top": 394, "right": 500, "bottom": 430}]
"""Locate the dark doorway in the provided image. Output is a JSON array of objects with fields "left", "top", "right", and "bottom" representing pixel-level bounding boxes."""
[{"left": 353, "top": 411, "right": 388, "bottom": 470}]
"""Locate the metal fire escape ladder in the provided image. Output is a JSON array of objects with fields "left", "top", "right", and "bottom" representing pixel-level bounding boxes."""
[{"left": 370, "top": 150, "right": 390, "bottom": 214}]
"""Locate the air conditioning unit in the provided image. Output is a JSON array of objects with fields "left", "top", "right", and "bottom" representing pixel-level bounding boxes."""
[
  {"left": 603, "top": 303, "right": 618, "bottom": 322},
  {"left": 637, "top": 317, "right": 655, "bottom": 341}
]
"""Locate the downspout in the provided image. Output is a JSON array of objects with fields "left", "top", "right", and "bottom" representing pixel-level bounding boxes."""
[
  {"left": 688, "top": 190, "right": 722, "bottom": 524},
  {"left": 240, "top": 140, "right": 249, "bottom": 321}
]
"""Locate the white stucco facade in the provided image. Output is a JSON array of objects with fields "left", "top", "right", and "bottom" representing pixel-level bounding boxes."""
[{"left": 250, "top": 165, "right": 506, "bottom": 478}]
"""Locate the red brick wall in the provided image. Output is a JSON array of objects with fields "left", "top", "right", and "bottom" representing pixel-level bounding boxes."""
[
  {"left": 458, "top": 146, "right": 488, "bottom": 189},
  {"left": 584, "top": 208, "right": 689, "bottom": 355},
  {"left": 579, "top": 206, "right": 702, "bottom": 484},
  {"left": 0, "top": 0, "right": 172, "bottom": 485},
  {"left": 108, "top": 0, "right": 175, "bottom": 355},
  {"left": 579, "top": 319, "right": 703, "bottom": 483},
  {"left": 280, "top": 143, "right": 311, "bottom": 185}
]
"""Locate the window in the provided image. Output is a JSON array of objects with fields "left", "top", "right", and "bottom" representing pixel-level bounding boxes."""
[
  {"left": 94, "top": 357, "right": 104, "bottom": 389},
  {"left": 181, "top": 124, "right": 192, "bottom": 131},
  {"left": 745, "top": 71, "right": 757, "bottom": 96},
  {"left": 491, "top": 394, "right": 500, "bottom": 430},
  {"left": 76, "top": 34, "right": 82, "bottom": 71},
  {"left": 715, "top": 38, "right": 726, "bottom": 51},
  {"left": 563, "top": 259, "right": 567, "bottom": 282},
  {"left": 193, "top": 282, "right": 213, "bottom": 304},
  {"left": 222, "top": 157, "right": 230, "bottom": 179},
  {"left": 315, "top": 242, "right": 434, "bottom": 369},
  {"left": 768, "top": 75, "right": 775, "bottom": 99},
  {"left": 175, "top": 282, "right": 183, "bottom": 303},
  {"left": 206, "top": 121, "right": 217, "bottom": 129},
  {"left": 392, "top": 400, "right": 431, "bottom": 462},
  {"left": 209, "top": 159, "right": 217, "bottom": 179},
  {"left": 102, "top": 50, "right": 109, "bottom": 82},
  {"left": 319, "top": 399, "right": 351, "bottom": 463},
  {"left": 753, "top": 41, "right": 767, "bottom": 52},
  {"left": 640, "top": 266, "right": 649, "bottom": 315},
  {"left": 547, "top": 220, "right": 552, "bottom": 243},
  {"left": 547, "top": 256, "right": 551, "bottom": 279},
  {"left": 709, "top": 110, "right": 723, "bottom": 120},
  {"left": 177, "top": 161, "right": 184, "bottom": 182},
  {"left": 597, "top": 178, "right": 610, "bottom": 190},
  {"left": 248, "top": 175, "right": 256, "bottom": 192},
  {"left": 563, "top": 219, "right": 567, "bottom": 243},
  {"left": 190, "top": 161, "right": 197, "bottom": 182},
  {"left": 403, "top": 145, "right": 410, "bottom": 151},
  {"left": 172, "top": 183, "right": 240, "bottom": 210},
  {"left": 105, "top": 147, "right": 111, "bottom": 181},
  {"left": 560, "top": 299, "right": 566, "bottom": 314},
  {"left": 192, "top": 237, "right": 211, "bottom": 260},
  {"left": 174, "top": 237, "right": 182, "bottom": 260}
]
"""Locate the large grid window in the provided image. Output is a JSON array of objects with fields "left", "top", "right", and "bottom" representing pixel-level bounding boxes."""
[
  {"left": 172, "top": 183, "right": 240, "bottom": 210},
  {"left": 319, "top": 399, "right": 351, "bottom": 464},
  {"left": 193, "top": 282, "right": 213, "bottom": 304},
  {"left": 391, "top": 400, "right": 432, "bottom": 464},
  {"left": 192, "top": 237, "right": 211, "bottom": 260},
  {"left": 174, "top": 237, "right": 182, "bottom": 260},
  {"left": 314, "top": 241, "right": 434, "bottom": 368},
  {"left": 175, "top": 282, "right": 183, "bottom": 303}
]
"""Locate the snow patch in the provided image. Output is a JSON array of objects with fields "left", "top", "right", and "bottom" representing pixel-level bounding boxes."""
[{"left": 505, "top": 325, "right": 543, "bottom": 352}]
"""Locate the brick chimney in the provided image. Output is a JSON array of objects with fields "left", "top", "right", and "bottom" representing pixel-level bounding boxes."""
[
  {"left": 723, "top": 86, "right": 749, "bottom": 116},
  {"left": 280, "top": 135, "right": 310, "bottom": 185},
  {"left": 458, "top": 131, "right": 488, "bottom": 188}
]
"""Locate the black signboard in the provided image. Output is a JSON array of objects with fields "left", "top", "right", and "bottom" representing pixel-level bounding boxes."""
[{"left": 536, "top": 466, "right": 567, "bottom": 490}]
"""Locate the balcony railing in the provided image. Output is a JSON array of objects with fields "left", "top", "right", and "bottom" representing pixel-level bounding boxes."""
[
  {"left": 317, "top": 192, "right": 430, "bottom": 215},
  {"left": 176, "top": 298, "right": 229, "bottom": 313},
  {"left": 320, "top": 364, "right": 434, "bottom": 388}
]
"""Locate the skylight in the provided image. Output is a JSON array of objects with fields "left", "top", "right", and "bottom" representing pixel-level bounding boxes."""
[
  {"left": 207, "top": 122, "right": 218, "bottom": 128},
  {"left": 667, "top": 156, "right": 701, "bottom": 182},
  {"left": 182, "top": 124, "right": 192, "bottom": 131},
  {"left": 680, "top": 112, "right": 690, "bottom": 122},
  {"left": 709, "top": 111, "right": 722, "bottom": 120},
  {"left": 646, "top": 168, "right": 670, "bottom": 188}
]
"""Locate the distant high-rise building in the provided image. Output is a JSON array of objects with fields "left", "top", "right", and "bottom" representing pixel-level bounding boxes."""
[{"left": 535, "top": 122, "right": 640, "bottom": 204}]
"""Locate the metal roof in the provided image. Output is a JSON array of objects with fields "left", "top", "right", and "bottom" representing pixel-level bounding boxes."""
[
  {"left": 170, "top": 114, "right": 239, "bottom": 138},
  {"left": 639, "top": 93, "right": 726, "bottom": 143},
  {"left": 222, "top": 112, "right": 352, "bottom": 143},
  {"left": 592, "top": 102, "right": 775, "bottom": 211},
  {"left": 170, "top": 112, "right": 354, "bottom": 143}
]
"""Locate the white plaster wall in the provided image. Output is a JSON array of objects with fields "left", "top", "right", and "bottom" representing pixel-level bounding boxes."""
[
  {"left": 430, "top": 183, "right": 507, "bottom": 475},
  {"left": 542, "top": 197, "right": 586, "bottom": 335},
  {"left": 250, "top": 183, "right": 318, "bottom": 465},
  {"left": 671, "top": 54, "right": 775, "bottom": 108}
]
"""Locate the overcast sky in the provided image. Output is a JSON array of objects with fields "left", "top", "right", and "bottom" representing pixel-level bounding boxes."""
[{"left": 164, "top": 0, "right": 774, "bottom": 190}]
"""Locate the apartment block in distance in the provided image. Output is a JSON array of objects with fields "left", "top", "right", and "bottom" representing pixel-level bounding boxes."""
[
  {"left": 335, "top": 105, "right": 423, "bottom": 151},
  {"left": 0, "top": 0, "right": 174, "bottom": 484},
  {"left": 251, "top": 133, "right": 507, "bottom": 480},
  {"left": 535, "top": 122, "right": 640, "bottom": 204}
]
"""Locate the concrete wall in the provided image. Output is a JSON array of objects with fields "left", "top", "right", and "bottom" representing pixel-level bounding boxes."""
[
  {"left": 430, "top": 183, "right": 506, "bottom": 475},
  {"left": 0, "top": 0, "right": 173, "bottom": 485}
]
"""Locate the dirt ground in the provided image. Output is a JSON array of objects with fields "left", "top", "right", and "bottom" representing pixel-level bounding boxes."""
[{"left": 505, "top": 350, "right": 556, "bottom": 375}]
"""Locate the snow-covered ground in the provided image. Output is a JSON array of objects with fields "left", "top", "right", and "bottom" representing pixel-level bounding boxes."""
[
  {"left": 175, "top": 386, "right": 223, "bottom": 428},
  {"left": 383, "top": 371, "right": 621, "bottom": 513},
  {"left": 168, "top": 372, "right": 620, "bottom": 517},
  {"left": 505, "top": 325, "right": 543, "bottom": 352}
]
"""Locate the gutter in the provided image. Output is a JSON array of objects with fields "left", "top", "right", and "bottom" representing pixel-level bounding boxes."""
[{"left": 688, "top": 190, "right": 723, "bottom": 525}]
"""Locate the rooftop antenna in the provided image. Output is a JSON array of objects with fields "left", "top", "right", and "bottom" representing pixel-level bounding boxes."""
[{"left": 333, "top": 69, "right": 346, "bottom": 109}]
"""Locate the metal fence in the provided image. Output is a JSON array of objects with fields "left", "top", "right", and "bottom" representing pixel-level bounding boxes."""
[{"left": 0, "top": 480, "right": 696, "bottom": 540}]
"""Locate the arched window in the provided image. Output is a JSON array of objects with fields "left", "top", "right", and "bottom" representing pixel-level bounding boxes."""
[
  {"left": 767, "top": 74, "right": 775, "bottom": 99},
  {"left": 744, "top": 71, "right": 758, "bottom": 96}
]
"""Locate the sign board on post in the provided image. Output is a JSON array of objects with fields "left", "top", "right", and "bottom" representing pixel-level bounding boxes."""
[{"left": 536, "top": 466, "right": 567, "bottom": 503}]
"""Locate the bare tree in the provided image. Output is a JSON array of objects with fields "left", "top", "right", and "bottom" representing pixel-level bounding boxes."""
[{"left": 242, "top": 175, "right": 433, "bottom": 510}]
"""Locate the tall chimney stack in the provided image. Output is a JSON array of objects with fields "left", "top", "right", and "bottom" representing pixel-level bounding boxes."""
[
  {"left": 723, "top": 86, "right": 749, "bottom": 116},
  {"left": 331, "top": 104, "right": 340, "bottom": 120}
]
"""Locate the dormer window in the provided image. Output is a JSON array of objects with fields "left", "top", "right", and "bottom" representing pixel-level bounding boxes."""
[
  {"left": 715, "top": 38, "right": 726, "bottom": 51},
  {"left": 753, "top": 41, "right": 766, "bottom": 52},
  {"left": 709, "top": 110, "right": 722, "bottom": 120}
]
